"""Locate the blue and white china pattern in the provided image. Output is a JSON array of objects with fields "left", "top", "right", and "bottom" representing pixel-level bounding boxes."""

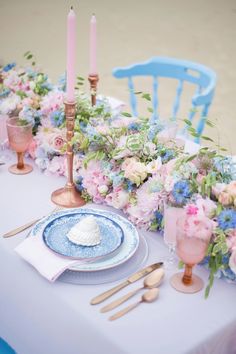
[
  {"left": 42, "top": 213, "right": 124, "bottom": 259},
  {"left": 30, "top": 208, "right": 140, "bottom": 272}
]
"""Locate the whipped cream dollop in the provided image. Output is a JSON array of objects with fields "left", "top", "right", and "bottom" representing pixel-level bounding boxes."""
[{"left": 67, "top": 215, "right": 101, "bottom": 246}]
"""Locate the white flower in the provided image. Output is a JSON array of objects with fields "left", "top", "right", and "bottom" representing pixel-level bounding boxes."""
[
  {"left": 164, "top": 175, "right": 176, "bottom": 192},
  {"left": 29, "top": 81, "right": 36, "bottom": 90},
  {"left": 178, "top": 162, "right": 198, "bottom": 179},
  {"left": 146, "top": 157, "right": 162, "bottom": 174},
  {"left": 0, "top": 93, "right": 20, "bottom": 114},
  {"left": 106, "top": 189, "right": 129, "bottom": 209},
  {"left": 98, "top": 185, "right": 109, "bottom": 195},
  {"left": 143, "top": 142, "right": 157, "bottom": 156}
]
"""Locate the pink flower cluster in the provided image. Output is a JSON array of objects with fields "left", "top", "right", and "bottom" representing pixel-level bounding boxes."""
[
  {"left": 80, "top": 160, "right": 110, "bottom": 203},
  {"left": 178, "top": 204, "right": 214, "bottom": 241},
  {"left": 40, "top": 90, "right": 65, "bottom": 115}
]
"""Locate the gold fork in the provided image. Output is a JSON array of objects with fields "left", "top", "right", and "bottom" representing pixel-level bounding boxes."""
[{"left": 2, "top": 206, "right": 62, "bottom": 238}]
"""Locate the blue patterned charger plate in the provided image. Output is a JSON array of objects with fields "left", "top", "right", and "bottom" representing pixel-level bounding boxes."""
[
  {"left": 30, "top": 207, "right": 140, "bottom": 272},
  {"left": 42, "top": 212, "right": 124, "bottom": 260}
]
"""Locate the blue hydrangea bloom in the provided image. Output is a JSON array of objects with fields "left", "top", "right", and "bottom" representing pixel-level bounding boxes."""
[
  {"left": 41, "top": 82, "right": 53, "bottom": 91},
  {"left": 3, "top": 62, "right": 16, "bottom": 72},
  {"left": 217, "top": 209, "right": 236, "bottom": 230},
  {"left": 221, "top": 267, "right": 236, "bottom": 281},
  {"left": 147, "top": 123, "right": 162, "bottom": 140},
  {"left": 75, "top": 176, "right": 84, "bottom": 192},
  {"left": 0, "top": 88, "right": 10, "bottom": 98},
  {"left": 128, "top": 122, "right": 141, "bottom": 131},
  {"left": 213, "top": 156, "right": 236, "bottom": 182},
  {"left": 111, "top": 173, "right": 124, "bottom": 187},
  {"left": 199, "top": 256, "right": 210, "bottom": 265},
  {"left": 160, "top": 149, "right": 175, "bottom": 163},
  {"left": 172, "top": 180, "right": 192, "bottom": 205},
  {"left": 154, "top": 211, "right": 163, "bottom": 230},
  {"left": 19, "top": 106, "right": 35, "bottom": 125},
  {"left": 86, "top": 124, "right": 99, "bottom": 139},
  {"left": 50, "top": 110, "right": 65, "bottom": 127},
  {"left": 126, "top": 180, "right": 135, "bottom": 192}
]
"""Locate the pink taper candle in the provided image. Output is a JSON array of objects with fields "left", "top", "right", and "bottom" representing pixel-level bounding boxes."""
[
  {"left": 89, "top": 14, "right": 97, "bottom": 75},
  {"left": 66, "top": 7, "right": 76, "bottom": 102}
]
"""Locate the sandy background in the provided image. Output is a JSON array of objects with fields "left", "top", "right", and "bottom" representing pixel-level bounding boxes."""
[{"left": 0, "top": 0, "right": 236, "bottom": 152}]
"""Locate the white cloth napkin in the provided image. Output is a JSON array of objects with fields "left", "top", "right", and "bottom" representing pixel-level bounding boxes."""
[{"left": 15, "top": 235, "right": 79, "bottom": 282}]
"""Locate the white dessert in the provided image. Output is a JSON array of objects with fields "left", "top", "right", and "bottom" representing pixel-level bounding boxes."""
[{"left": 67, "top": 216, "right": 101, "bottom": 246}]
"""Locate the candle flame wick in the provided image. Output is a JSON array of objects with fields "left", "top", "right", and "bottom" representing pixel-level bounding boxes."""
[{"left": 71, "top": 6, "right": 73, "bottom": 10}]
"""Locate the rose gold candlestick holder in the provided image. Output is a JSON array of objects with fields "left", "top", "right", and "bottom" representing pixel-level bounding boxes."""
[
  {"left": 88, "top": 74, "right": 99, "bottom": 106},
  {"left": 51, "top": 101, "right": 86, "bottom": 208}
]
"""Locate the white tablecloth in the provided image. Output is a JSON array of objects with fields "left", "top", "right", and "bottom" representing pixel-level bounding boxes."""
[{"left": 1, "top": 160, "right": 236, "bottom": 354}]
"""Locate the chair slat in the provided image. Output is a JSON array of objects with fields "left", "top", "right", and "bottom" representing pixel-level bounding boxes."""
[
  {"left": 113, "top": 57, "right": 217, "bottom": 141},
  {"left": 128, "top": 77, "right": 138, "bottom": 117},
  {"left": 172, "top": 80, "right": 183, "bottom": 119},
  {"left": 152, "top": 76, "right": 159, "bottom": 121},
  {"left": 195, "top": 103, "right": 210, "bottom": 143}
]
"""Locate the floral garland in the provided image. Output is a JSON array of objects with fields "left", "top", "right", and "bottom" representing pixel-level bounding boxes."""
[{"left": 1, "top": 58, "right": 236, "bottom": 296}]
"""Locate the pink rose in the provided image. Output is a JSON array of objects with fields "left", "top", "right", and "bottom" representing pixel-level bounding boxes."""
[
  {"left": 106, "top": 188, "right": 129, "bottom": 209},
  {"left": 218, "top": 192, "right": 233, "bottom": 206},
  {"left": 186, "top": 205, "right": 199, "bottom": 215},
  {"left": 53, "top": 136, "right": 64, "bottom": 150},
  {"left": 196, "top": 172, "right": 206, "bottom": 184},
  {"left": 47, "top": 131, "right": 66, "bottom": 151},
  {"left": 226, "top": 230, "right": 236, "bottom": 251},
  {"left": 177, "top": 212, "right": 213, "bottom": 241},
  {"left": 229, "top": 249, "right": 236, "bottom": 275},
  {"left": 211, "top": 183, "right": 226, "bottom": 198},
  {"left": 226, "top": 181, "right": 236, "bottom": 198},
  {"left": 196, "top": 197, "right": 217, "bottom": 217},
  {"left": 121, "top": 157, "right": 137, "bottom": 170}
]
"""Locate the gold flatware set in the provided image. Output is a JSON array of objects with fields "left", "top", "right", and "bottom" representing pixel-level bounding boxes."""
[
  {"left": 3, "top": 207, "right": 165, "bottom": 321},
  {"left": 91, "top": 262, "right": 165, "bottom": 321}
]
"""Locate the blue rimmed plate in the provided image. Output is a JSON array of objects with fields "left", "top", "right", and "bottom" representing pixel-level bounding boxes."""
[
  {"left": 30, "top": 207, "right": 140, "bottom": 272},
  {"left": 42, "top": 212, "right": 124, "bottom": 260}
]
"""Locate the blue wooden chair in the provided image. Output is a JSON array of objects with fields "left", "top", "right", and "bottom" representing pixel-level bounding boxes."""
[
  {"left": 0, "top": 338, "right": 16, "bottom": 354},
  {"left": 112, "top": 57, "right": 217, "bottom": 143}
]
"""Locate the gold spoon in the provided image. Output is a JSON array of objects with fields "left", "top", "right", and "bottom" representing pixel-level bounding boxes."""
[
  {"left": 109, "top": 288, "right": 159, "bottom": 321},
  {"left": 101, "top": 267, "right": 164, "bottom": 313}
]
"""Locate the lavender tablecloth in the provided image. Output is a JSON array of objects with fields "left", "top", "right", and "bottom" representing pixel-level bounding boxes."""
[{"left": 0, "top": 160, "right": 236, "bottom": 354}]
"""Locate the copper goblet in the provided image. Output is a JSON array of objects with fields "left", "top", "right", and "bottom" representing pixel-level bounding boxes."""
[{"left": 6, "top": 117, "right": 33, "bottom": 174}]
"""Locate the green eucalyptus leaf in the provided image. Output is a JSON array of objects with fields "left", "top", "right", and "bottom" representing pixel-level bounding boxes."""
[
  {"left": 121, "top": 112, "right": 132, "bottom": 117},
  {"left": 141, "top": 93, "right": 151, "bottom": 101},
  {"left": 201, "top": 136, "right": 214, "bottom": 142}
]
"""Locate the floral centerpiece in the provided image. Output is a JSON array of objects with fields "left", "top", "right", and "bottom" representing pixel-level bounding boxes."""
[{"left": 1, "top": 56, "right": 236, "bottom": 296}]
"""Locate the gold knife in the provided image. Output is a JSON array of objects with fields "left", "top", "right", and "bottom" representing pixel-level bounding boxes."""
[{"left": 90, "top": 262, "right": 163, "bottom": 305}]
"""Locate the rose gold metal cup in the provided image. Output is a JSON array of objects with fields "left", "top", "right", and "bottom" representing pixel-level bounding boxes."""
[{"left": 6, "top": 117, "right": 33, "bottom": 175}]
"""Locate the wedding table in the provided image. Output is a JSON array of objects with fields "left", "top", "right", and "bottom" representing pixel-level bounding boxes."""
[{"left": 1, "top": 159, "right": 236, "bottom": 354}]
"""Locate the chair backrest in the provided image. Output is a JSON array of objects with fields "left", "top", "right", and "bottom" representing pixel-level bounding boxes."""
[{"left": 112, "top": 57, "right": 217, "bottom": 143}]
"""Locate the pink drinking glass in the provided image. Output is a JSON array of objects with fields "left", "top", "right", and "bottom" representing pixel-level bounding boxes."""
[
  {"left": 170, "top": 214, "right": 212, "bottom": 293},
  {"left": 163, "top": 205, "right": 185, "bottom": 268},
  {"left": 6, "top": 117, "right": 33, "bottom": 174}
]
